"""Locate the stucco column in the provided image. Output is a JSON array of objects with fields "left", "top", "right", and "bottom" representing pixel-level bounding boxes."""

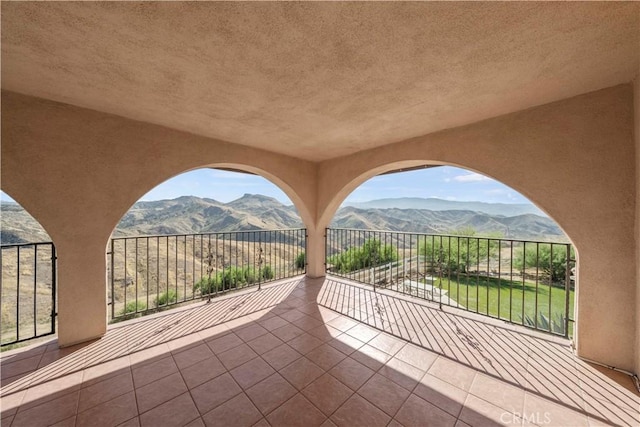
[
  {"left": 55, "top": 237, "right": 107, "bottom": 347},
  {"left": 305, "top": 226, "right": 326, "bottom": 278}
]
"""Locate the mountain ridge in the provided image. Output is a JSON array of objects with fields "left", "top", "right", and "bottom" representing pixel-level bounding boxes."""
[{"left": 0, "top": 194, "right": 566, "bottom": 243}]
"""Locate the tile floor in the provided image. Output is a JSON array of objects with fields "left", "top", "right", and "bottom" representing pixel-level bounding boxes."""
[{"left": 1, "top": 276, "right": 639, "bottom": 427}]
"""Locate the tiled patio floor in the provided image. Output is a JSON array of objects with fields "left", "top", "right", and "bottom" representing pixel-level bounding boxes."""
[{"left": 1, "top": 276, "right": 639, "bottom": 427}]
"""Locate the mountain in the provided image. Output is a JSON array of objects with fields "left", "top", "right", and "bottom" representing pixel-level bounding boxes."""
[
  {"left": 114, "top": 194, "right": 302, "bottom": 237},
  {"left": 1, "top": 194, "right": 566, "bottom": 243},
  {"left": 346, "top": 197, "right": 546, "bottom": 217},
  {"left": 331, "top": 207, "right": 564, "bottom": 240}
]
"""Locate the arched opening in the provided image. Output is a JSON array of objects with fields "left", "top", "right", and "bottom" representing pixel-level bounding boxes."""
[
  {"left": 107, "top": 168, "right": 307, "bottom": 321},
  {"left": 1, "top": 191, "right": 57, "bottom": 346},
  {"left": 324, "top": 165, "right": 576, "bottom": 337}
]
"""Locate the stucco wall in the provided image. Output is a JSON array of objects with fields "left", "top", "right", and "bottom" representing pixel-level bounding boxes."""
[
  {"left": 317, "top": 85, "right": 637, "bottom": 372},
  {"left": 2, "top": 85, "right": 638, "bottom": 372},
  {"left": 1, "top": 91, "right": 319, "bottom": 346},
  {"left": 635, "top": 75, "right": 640, "bottom": 375}
]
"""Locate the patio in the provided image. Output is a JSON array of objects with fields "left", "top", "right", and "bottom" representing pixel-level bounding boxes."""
[{"left": 1, "top": 277, "right": 638, "bottom": 427}]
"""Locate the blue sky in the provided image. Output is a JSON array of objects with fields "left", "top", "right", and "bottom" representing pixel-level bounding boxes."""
[{"left": 0, "top": 166, "right": 531, "bottom": 206}]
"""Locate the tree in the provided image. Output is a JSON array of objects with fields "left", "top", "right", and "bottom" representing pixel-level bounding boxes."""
[
  {"left": 418, "top": 228, "right": 502, "bottom": 274},
  {"left": 330, "top": 238, "right": 398, "bottom": 273},
  {"left": 514, "top": 243, "right": 573, "bottom": 284}
]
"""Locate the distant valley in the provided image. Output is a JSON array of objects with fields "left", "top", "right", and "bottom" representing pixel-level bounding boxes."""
[{"left": 1, "top": 194, "right": 567, "bottom": 244}]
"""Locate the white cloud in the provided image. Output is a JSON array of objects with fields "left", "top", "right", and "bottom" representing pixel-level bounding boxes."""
[{"left": 452, "top": 173, "right": 491, "bottom": 183}]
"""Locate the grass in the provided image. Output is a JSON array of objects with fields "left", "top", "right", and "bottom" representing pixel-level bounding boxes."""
[{"left": 429, "top": 274, "right": 575, "bottom": 336}]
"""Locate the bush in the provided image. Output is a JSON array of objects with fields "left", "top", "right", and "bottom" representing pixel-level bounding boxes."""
[
  {"left": 295, "top": 252, "right": 306, "bottom": 269},
  {"left": 418, "top": 228, "right": 501, "bottom": 274},
  {"left": 118, "top": 300, "right": 147, "bottom": 319},
  {"left": 330, "top": 239, "right": 398, "bottom": 274},
  {"left": 193, "top": 265, "right": 276, "bottom": 295},
  {"left": 155, "top": 289, "right": 178, "bottom": 306},
  {"left": 514, "top": 243, "right": 574, "bottom": 284}
]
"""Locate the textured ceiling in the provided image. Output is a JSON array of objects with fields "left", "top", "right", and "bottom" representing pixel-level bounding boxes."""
[{"left": 2, "top": 2, "right": 639, "bottom": 161}]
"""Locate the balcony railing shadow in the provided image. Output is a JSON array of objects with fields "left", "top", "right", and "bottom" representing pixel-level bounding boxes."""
[{"left": 1, "top": 276, "right": 638, "bottom": 426}]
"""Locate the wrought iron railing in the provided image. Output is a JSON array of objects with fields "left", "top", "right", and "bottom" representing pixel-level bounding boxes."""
[
  {"left": 326, "top": 228, "right": 575, "bottom": 337},
  {"left": 108, "top": 229, "right": 306, "bottom": 321},
  {"left": 1, "top": 242, "right": 57, "bottom": 346}
]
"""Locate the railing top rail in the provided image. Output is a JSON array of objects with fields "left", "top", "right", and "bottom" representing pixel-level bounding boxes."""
[
  {"left": 326, "top": 227, "right": 571, "bottom": 246},
  {"left": 110, "top": 228, "right": 307, "bottom": 241},
  {"left": 0, "top": 241, "right": 55, "bottom": 249}
]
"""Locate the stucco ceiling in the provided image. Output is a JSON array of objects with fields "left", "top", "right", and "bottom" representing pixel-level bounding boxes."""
[{"left": 2, "top": 2, "right": 639, "bottom": 161}]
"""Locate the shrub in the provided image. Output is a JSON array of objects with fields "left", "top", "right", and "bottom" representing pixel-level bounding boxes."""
[
  {"left": 514, "top": 243, "right": 574, "bottom": 284},
  {"left": 418, "top": 228, "right": 501, "bottom": 274},
  {"left": 155, "top": 289, "right": 178, "bottom": 306},
  {"left": 118, "top": 300, "right": 147, "bottom": 318},
  {"left": 260, "top": 265, "right": 274, "bottom": 280},
  {"left": 295, "top": 252, "right": 306, "bottom": 269},
  {"left": 330, "top": 239, "right": 398, "bottom": 274},
  {"left": 194, "top": 265, "right": 276, "bottom": 294}
]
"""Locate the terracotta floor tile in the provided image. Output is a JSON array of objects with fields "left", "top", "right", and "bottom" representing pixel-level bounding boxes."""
[
  {"left": 458, "top": 394, "right": 518, "bottom": 427},
  {"left": 166, "top": 333, "right": 203, "bottom": 353},
  {"left": 217, "top": 343, "right": 259, "bottom": 370},
  {"left": 302, "top": 373, "right": 354, "bottom": 416},
  {"left": 288, "top": 333, "right": 325, "bottom": 355},
  {"left": 523, "top": 392, "right": 589, "bottom": 427},
  {"left": 139, "top": 392, "right": 199, "bottom": 427},
  {"left": 78, "top": 371, "right": 134, "bottom": 413},
  {"left": 306, "top": 344, "right": 347, "bottom": 371},
  {"left": 378, "top": 357, "right": 425, "bottom": 392},
  {"left": 469, "top": 373, "right": 525, "bottom": 414},
  {"left": 307, "top": 325, "right": 342, "bottom": 342},
  {"left": 344, "top": 324, "right": 380, "bottom": 343},
  {"left": 329, "top": 357, "right": 374, "bottom": 391},
  {"left": 76, "top": 391, "right": 138, "bottom": 427},
  {"left": 235, "top": 324, "right": 269, "bottom": 342},
  {"left": 230, "top": 357, "right": 275, "bottom": 389},
  {"left": 327, "top": 316, "right": 359, "bottom": 332},
  {"left": 82, "top": 356, "right": 131, "bottom": 387},
  {"left": 358, "top": 373, "right": 411, "bottom": 416},
  {"left": 206, "top": 333, "right": 244, "bottom": 355},
  {"left": 414, "top": 373, "right": 468, "bottom": 418},
  {"left": 395, "top": 394, "right": 457, "bottom": 427},
  {"left": 279, "top": 357, "right": 325, "bottom": 390},
  {"left": 351, "top": 344, "right": 392, "bottom": 371},
  {"left": 367, "top": 333, "right": 407, "bottom": 356},
  {"left": 279, "top": 309, "right": 307, "bottom": 323},
  {"left": 19, "top": 370, "right": 83, "bottom": 410},
  {"left": 1, "top": 354, "right": 42, "bottom": 381},
  {"left": 261, "top": 343, "right": 302, "bottom": 371},
  {"left": 12, "top": 391, "right": 79, "bottom": 427},
  {"left": 245, "top": 373, "right": 297, "bottom": 415},
  {"left": 331, "top": 394, "right": 391, "bottom": 427},
  {"left": 266, "top": 393, "right": 327, "bottom": 427},
  {"left": 326, "top": 334, "right": 365, "bottom": 355},
  {"left": 296, "top": 315, "right": 325, "bottom": 332},
  {"left": 271, "top": 323, "right": 306, "bottom": 342},
  {"left": 184, "top": 417, "right": 205, "bottom": 427},
  {"left": 180, "top": 354, "right": 227, "bottom": 389},
  {"left": 252, "top": 418, "right": 270, "bottom": 427},
  {"left": 190, "top": 372, "right": 242, "bottom": 414},
  {"left": 428, "top": 357, "right": 477, "bottom": 391},
  {"left": 247, "top": 333, "right": 284, "bottom": 355},
  {"left": 197, "top": 324, "right": 230, "bottom": 341},
  {"left": 202, "top": 393, "right": 263, "bottom": 427},
  {"left": 51, "top": 415, "right": 76, "bottom": 427},
  {"left": 128, "top": 343, "right": 171, "bottom": 369},
  {"left": 394, "top": 343, "right": 438, "bottom": 372},
  {"left": 117, "top": 416, "right": 140, "bottom": 427},
  {"left": 135, "top": 371, "right": 188, "bottom": 413},
  {"left": 258, "top": 315, "right": 289, "bottom": 331},
  {"left": 172, "top": 343, "right": 214, "bottom": 370},
  {"left": 131, "top": 356, "right": 178, "bottom": 388}
]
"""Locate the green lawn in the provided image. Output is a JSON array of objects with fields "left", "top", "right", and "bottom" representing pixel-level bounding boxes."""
[{"left": 431, "top": 275, "right": 574, "bottom": 336}]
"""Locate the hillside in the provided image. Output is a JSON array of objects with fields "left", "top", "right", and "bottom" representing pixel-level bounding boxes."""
[
  {"left": 346, "top": 197, "right": 546, "bottom": 217},
  {"left": 1, "top": 194, "right": 566, "bottom": 243}
]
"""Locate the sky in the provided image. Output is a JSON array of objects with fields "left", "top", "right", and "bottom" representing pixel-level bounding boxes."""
[{"left": 0, "top": 166, "right": 531, "bottom": 206}]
